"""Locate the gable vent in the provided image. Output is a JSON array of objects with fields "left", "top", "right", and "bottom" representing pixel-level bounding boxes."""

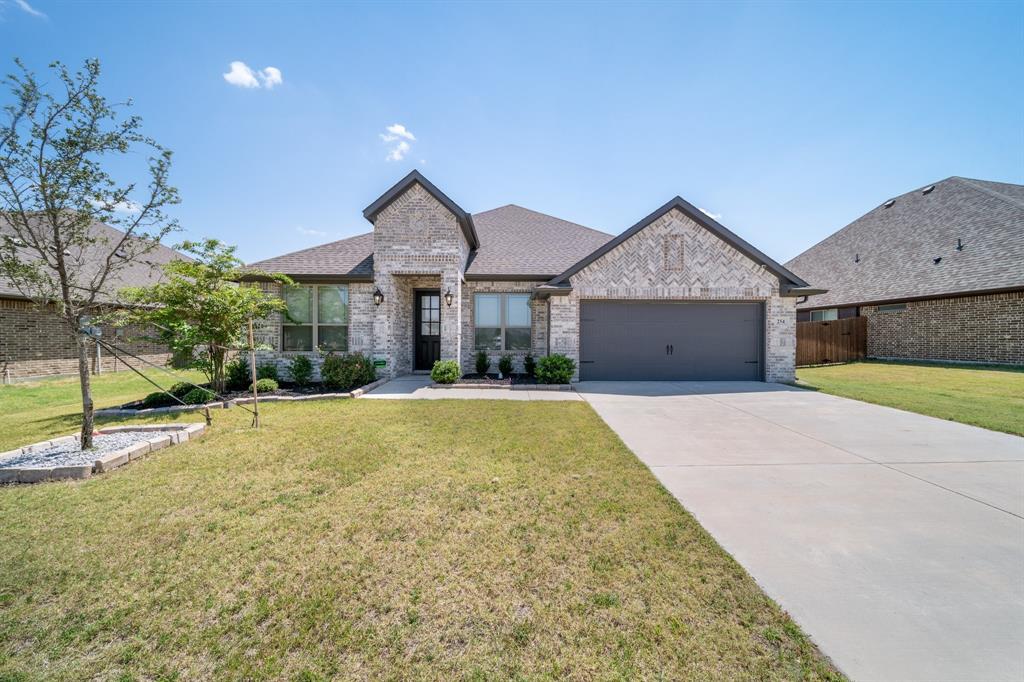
[
  {"left": 922, "top": 185, "right": 935, "bottom": 195},
  {"left": 883, "top": 199, "right": 895, "bottom": 209}
]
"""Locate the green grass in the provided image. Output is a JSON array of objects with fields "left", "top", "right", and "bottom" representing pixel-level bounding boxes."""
[
  {"left": 797, "top": 360, "right": 1024, "bottom": 436},
  {"left": 0, "top": 373, "right": 843, "bottom": 680},
  {"left": 0, "top": 369, "right": 206, "bottom": 452}
]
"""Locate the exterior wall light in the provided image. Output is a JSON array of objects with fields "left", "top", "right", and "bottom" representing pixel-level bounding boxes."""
[
  {"left": 444, "top": 289, "right": 453, "bottom": 307},
  {"left": 373, "top": 287, "right": 384, "bottom": 306}
]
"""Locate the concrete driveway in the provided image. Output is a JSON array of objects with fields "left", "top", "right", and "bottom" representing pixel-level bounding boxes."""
[{"left": 576, "top": 381, "right": 1024, "bottom": 682}]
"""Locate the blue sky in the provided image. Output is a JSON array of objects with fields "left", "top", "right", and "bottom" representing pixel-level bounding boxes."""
[{"left": 3, "top": 0, "right": 1022, "bottom": 264}]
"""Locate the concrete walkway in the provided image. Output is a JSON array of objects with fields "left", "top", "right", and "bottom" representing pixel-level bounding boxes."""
[
  {"left": 575, "top": 381, "right": 1024, "bottom": 682},
  {"left": 362, "top": 375, "right": 582, "bottom": 401}
]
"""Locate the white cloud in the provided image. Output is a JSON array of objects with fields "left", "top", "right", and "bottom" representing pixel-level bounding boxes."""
[
  {"left": 223, "top": 61, "right": 283, "bottom": 89},
  {"left": 699, "top": 207, "right": 722, "bottom": 221},
  {"left": 89, "top": 198, "right": 141, "bottom": 214},
  {"left": 295, "top": 226, "right": 328, "bottom": 237},
  {"left": 380, "top": 124, "right": 415, "bottom": 161},
  {"left": 13, "top": 0, "right": 46, "bottom": 18}
]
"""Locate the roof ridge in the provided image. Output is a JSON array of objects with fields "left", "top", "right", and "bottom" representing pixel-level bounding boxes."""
[
  {"left": 951, "top": 177, "right": 1024, "bottom": 211},
  {"left": 247, "top": 231, "right": 372, "bottom": 266}
]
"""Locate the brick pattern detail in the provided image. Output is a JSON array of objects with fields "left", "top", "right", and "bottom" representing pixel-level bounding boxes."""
[
  {"left": 1, "top": 298, "right": 171, "bottom": 381},
  {"left": 559, "top": 208, "right": 795, "bottom": 381},
  {"left": 861, "top": 290, "right": 1023, "bottom": 365}
]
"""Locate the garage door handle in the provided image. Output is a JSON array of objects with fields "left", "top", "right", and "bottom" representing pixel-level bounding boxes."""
[
  {"left": 580, "top": 360, "right": 595, "bottom": 364},
  {"left": 745, "top": 360, "right": 759, "bottom": 364}
]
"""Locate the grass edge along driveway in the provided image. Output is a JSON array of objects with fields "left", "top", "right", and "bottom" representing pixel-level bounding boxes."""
[
  {"left": 0, "top": 384, "right": 844, "bottom": 680},
  {"left": 797, "top": 360, "right": 1024, "bottom": 437}
]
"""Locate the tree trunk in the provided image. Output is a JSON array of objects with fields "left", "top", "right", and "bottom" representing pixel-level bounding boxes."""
[
  {"left": 212, "top": 347, "right": 226, "bottom": 394},
  {"left": 77, "top": 332, "right": 95, "bottom": 450}
]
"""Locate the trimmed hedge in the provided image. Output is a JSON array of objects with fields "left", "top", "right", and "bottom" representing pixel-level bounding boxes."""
[
  {"left": 288, "top": 355, "right": 313, "bottom": 386},
  {"left": 321, "top": 352, "right": 376, "bottom": 392},
  {"left": 251, "top": 378, "right": 279, "bottom": 393},
  {"left": 430, "top": 360, "right": 461, "bottom": 384},
  {"left": 475, "top": 351, "right": 491, "bottom": 375},
  {"left": 182, "top": 387, "right": 216, "bottom": 405},
  {"left": 535, "top": 354, "right": 575, "bottom": 384}
]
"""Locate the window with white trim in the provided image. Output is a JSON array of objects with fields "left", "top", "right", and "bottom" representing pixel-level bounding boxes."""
[
  {"left": 809, "top": 308, "right": 838, "bottom": 321},
  {"left": 474, "top": 293, "right": 531, "bottom": 351},
  {"left": 282, "top": 284, "right": 348, "bottom": 351}
]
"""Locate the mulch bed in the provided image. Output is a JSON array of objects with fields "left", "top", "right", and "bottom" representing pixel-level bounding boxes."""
[{"left": 457, "top": 373, "right": 538, "bottom": 386}]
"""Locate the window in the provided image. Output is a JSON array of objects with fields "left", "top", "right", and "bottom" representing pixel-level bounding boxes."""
[
  {"left": 877, "top": 303, "right": 906, "bottom": 313},
  {"left": 282, "top": 284, "right": 348, "bottom": 351},
  {"left": 474, "top": 293, "right": 531, "bottom": 351},
  {"left": 810, "top": 308, "right": 838, "bottom": 322}
]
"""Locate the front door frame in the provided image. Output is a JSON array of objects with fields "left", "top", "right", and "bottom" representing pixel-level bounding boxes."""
[{"left": 413, "top": 289, "right": 442, "bottom": 371}]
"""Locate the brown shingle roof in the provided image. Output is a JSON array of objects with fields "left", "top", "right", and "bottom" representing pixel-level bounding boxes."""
[
  {"left": 247, "top": 205, "right": 612, "bottom": 280},
  {"left": 1, "top": 218, "right": 188, "bottom": 302},
  {"left": 785, "top": 177, "right": 1024, "bottom": 309}
]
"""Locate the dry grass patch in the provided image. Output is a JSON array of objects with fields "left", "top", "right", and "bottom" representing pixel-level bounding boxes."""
[{"left": 0, "top": 398, "right": 842, "bottom": 680}]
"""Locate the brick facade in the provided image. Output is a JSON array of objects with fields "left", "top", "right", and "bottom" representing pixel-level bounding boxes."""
[
  {"left": 252, "top": 192, "right": 798, "bottom": 383},
  {"left": 556, "top": 207, "right": 796, "bottom": 382},
  {"left": 862, "top": 290, "right": 1023, "bottom": 365},
  {"left": 0, "top": 297, "right": 171, "bottom": 382}
]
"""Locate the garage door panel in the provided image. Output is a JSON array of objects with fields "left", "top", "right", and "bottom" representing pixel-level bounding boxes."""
[{"left": 580, "top": 301, "right": 762, "bottom": 381}]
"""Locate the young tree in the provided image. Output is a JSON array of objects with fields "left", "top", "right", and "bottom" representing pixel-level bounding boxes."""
[
  {"left": 119, "top": 239, "right": 290, "bottom": 394},
  {"left": 0, "top": 59, "right": 179, "bottom": 448}
]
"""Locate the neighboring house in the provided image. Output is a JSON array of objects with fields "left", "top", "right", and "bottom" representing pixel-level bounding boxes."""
[
  {"left": 786, "top": 177, "right": 1024, "bottom": 365},
  {"left": 246, "top": 171, "right": 815, "bottom": 382},
  {"left": 0, "top": 220, "right": 185, "bottom": 381}
]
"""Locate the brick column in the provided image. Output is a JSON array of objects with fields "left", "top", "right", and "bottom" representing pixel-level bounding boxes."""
[
  {"left": 441, "top": 269, "right": 462, "bottom": 366},
  {"left": 548, "top": 295, "right": 580, "bottom": 381}
]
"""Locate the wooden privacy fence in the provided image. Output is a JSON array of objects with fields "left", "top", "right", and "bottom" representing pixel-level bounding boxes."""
[{"left": 796, "top": 316, "right": 867, "bottom": 366}]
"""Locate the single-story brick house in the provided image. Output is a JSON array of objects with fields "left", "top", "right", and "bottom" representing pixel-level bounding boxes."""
[
  {"left": 0, "top": 220, "right": 184, "bottom": 382},
  {"left": 786, "top": 177, "right": 1024, "bottom": 365},
  {"left": 247, "top": 171, "right": 816, "bottom": 383}
]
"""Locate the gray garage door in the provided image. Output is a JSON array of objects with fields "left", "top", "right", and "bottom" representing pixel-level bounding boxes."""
[{"left": 579, "top": 301, "right": 763, "bottom": 381}]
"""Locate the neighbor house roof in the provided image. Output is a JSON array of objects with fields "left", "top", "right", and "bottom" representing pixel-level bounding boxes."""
[
  {"left": 247, "top": 205, "right": 612, "bottom": 280},
  {"left": 0, "top": 217, "right": 187, "bottom": 302},
  {"left": 785, "top": 177, "right": 1024, "bottom": 309}
]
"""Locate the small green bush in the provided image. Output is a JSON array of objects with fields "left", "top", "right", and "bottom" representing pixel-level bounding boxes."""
[
  {"left": 251, "top": 378, "right": 279, "bottom": 393},
  {"left": 321, "top": 352, "right": 376, "bottom": 391},
  {"left": 498, "top": 354, "right": 513, "bottom": 376},
  {"left": 182, "top": 387, "right": 216, "bottom": 405},
  {"left": 257, "top": 364, "right": 279, "bottom": 381},
  {"left": 524, "top": 354, "right": 536, "bottom": 377},
  {"left": 168, "top": 381, "right": 195, "bottom": 399},
  {"left": 288, "top": 355, "right": 313, "bottom": 386},
  {"left": 475, "top": 350, "right": 491, "bottom": 375},
  {"left": 225, "top": 356, "right": 250, "bottom": 391},
  {"left": 535, "top": 354, "right": 575, "bottom": 384},
  {"left": 141, "top": 391, "right": 173, "bottom": 408},
  {"left": 430, "top": 360, "right": 461, "bottom": 384}
]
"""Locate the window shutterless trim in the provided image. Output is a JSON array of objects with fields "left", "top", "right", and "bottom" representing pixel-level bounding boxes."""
[
  {"left": 473, "top": 292, "right": 531, "bottom": 351},
  {"left": 281, "top": 284, "right": 349, "bottom": 351}
]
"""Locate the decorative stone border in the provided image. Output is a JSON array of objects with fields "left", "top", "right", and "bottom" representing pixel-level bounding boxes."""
[
  {"left": 430, "top": 382, "right": 573, "bottom": 391},
  {"left": 0, "top": 423, "right": 205, "bottom": 484},
  {"left": 94, "top": 378, "right": 389, "bottom": 418}
]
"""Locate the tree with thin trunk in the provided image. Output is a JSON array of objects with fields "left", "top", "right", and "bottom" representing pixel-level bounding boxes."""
[{"left": 0, "top": 59, "right": 179, "bottom": 449}]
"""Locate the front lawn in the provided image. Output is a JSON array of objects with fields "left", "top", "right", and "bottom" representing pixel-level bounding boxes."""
[
  {"left": 0, "top": 388, "right": 841, "bottom": 679},
  {"left": 0, "top": 370, "right": 206, "bottom": 452},
  {"left": 797, "top": 360, "right": 1024, "bottom": 436}
]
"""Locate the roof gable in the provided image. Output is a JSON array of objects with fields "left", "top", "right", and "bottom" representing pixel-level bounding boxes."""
[
  {"left": 362, "top": 170, "right": 479, "bottom": 249},
  {"left": 785, "top": 176, "right": 1024, "bottom": 308},
  {"left": 547, "top": 196, "right": 808, "bottom": 289}
]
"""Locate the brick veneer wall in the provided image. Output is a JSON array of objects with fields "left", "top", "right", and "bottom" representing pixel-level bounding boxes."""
[
  {"left": 861, "top": 290, "right": 1023, "bottom": 365},
  {"left": 554, "top": 207, "right": 797, "bottom": 382},
  {"left": 460, "top": 280, "right": 549, "bottom": 374},
  {"left": 0, "top": 297, "right": 171, "bottom": 381}
]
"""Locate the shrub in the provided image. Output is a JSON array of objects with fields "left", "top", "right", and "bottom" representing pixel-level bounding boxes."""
[
  {"left": 225, "top": 356, "right": 250, "bottom": 391},
  {"left": 182, "top": 387, "right": 216, "bottom": 405},
  {"left": 475, "top": 350, "right": 491, "bottom": 375},
  {"left": 498, "top": 354, "right": 513, "bottom": 376},
  {"left": 288, "top": 355, "right": 313, "bottom": 386},
  {"left": 321, "top": 352, "right": 376, "bottom": 391},
  {"left": 430, "top": 359, "right": 461, "bottom": 384},
  {"left": 168, "top": 381, "right": 195, "bottom": 399},
  {"left": 257, "top": 363, "right": 279, "bottom": 381},
  {"left": 141, "top": 391, "right": 173, "bottom": 408},
  {"left": 251, "top": 378, "right": 279, "bottom": 393},
  {"left": 535, "top": 354, "right": 575, "bottom": 384},
  {"left": 524, "top": 354, "right": 536, "bottom": 377}
]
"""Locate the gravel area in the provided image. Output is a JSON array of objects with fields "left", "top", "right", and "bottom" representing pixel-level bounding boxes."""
[{"left": 0, "top": 432, "right": 155, "bottom": 469}]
